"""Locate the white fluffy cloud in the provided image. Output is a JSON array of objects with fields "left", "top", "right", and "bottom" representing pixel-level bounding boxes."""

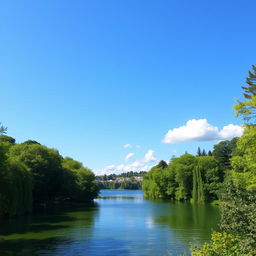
[
  {"left": 123, "top": 144, "right": 132, "bottom": 148},
  {"left": 218, "top": 124, "right": 243, "bottom": 139},
  {"left": 125, "top": 153, "right": 135, "bottom": 162},
  {"left": 144, "top": 150, "right": 157, "bottom": 162},
  {"left": 162, "top": 119, "right": 243, "bottom": 144},
  {"left": 94, "top": 150, "right": 157, "bottom": 175}
]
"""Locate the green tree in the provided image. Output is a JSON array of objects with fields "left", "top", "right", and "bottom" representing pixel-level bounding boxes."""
[
  {"left": 156, "top": 160, "right": 168, "bottom": 169},
  {"left": 192, "top": 165, "right": 205, "bottom": 203},
  {"left": 234, "top": 65, "right": 256, "bottom": 122},
  {"left": 0, "top": 128, "right": 99, "bottom": 217},
  {"left": 0, "top": 123, "right": 7, "bottom": 135},
  {"left": 197, "top": 147, "right": 202, "bottom": 156},
  {"left": 192, "top": 156, "right": 222, "bottom": 202},
  {"left": 142, "top": 166, "right": 167, "bottom": 199},
  {"left": 9, "top": 143, "right": 64, "bottom": 203},
  {"left": 200, "top": 156, "right": 223, "bottom": 200},
  {"left": 62, "top": 157, "right": 99, "bottom": 201},
  {"left": 143, "top": 154, "right": 197, "bottom": 201},
  {"left": 208, "top": 150, "right": 212, "bottom": 156},
  {"left": 173, "top": 154, "right": 196, "bottom": 200},
  {"left": 230, "top": 125, "right": 256, "bottom": 189},
  {"left": 0, "top": 135, "right": 15, "bottom": 144},
  {"left": 193, "top": 66, "right": 256, "bottom": 255},
  {"left": 191, "top": 232, "right": 247, "bottom": 256},
  {"left": 0, "top": 142, "right": 32, "bottom": 216},
  {"left": 220, "top": 180, "right": 256, "bottom": 255},
  {"left": 3, "top": 159, "right": 32, "bottom": 216},
  {"left": 213, "top": 138, "right": 238, "bottom": 170}
]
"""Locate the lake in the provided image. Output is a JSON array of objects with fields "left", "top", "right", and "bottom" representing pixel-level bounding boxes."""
[{"left": 0, "top": 190, "right": 219, "bottom": 256}]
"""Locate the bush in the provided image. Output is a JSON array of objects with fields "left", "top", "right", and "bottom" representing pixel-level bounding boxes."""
[{"left": 191, "top": 232, "right": 251, "bottom": 256}]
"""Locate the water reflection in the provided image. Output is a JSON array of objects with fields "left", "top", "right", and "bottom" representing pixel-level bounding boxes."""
[
  {"left": 0, "top": 203, "right": 99, "bottom": 256},
  {"left": 0, "top": 191, "right": 219, "bottom": 256},
  {"left": 153, "top": 201, "right": 220, "bottom": 244}
]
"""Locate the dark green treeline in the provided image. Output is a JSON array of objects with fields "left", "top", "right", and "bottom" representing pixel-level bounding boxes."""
[
  {"left": 142, "top": 140, "right": 237, "bottom": 202},
  {"left": 0, "top": 134, "right": 99, "bottom": 217}
]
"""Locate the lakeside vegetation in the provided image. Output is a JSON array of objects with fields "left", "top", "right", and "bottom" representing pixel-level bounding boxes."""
[
  {"left": 142, "top": 65, "right": 256, "bottom": 255},
  {"left": 191, "top": 65, "right": 256, "bottom": 256},
  {"left": 96, "top": 171, "right": 145, "bottom": 189},
  {"left": 142, "top": 141, "right": 236, "bottom": 202},
  {"left": 1, "top": 65, "right": 256, "bottom": 254},
  {"left": 0, "top": 133, "right": 99, "bottom": 217}
]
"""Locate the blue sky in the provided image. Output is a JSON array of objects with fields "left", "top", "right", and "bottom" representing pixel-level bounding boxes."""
[{"left": 1, "top": 0, "right": 255, "bottom": 174}]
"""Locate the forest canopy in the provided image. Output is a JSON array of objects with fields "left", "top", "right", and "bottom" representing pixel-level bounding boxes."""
[
  {"left": 0, "top": 135, "right": 99, "bottom": 217},
  {"left": 142, "top": 142, "right": 235, "bottom": 202}
]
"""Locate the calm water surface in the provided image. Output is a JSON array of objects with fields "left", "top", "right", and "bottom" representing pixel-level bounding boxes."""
[{"left": 0, "top": 190, "right": 219, "bottom": 256}]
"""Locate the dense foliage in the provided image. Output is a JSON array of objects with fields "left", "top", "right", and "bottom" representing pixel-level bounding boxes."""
[
  {"left": 142, "top": 151, "right": 227, "bottom": 203},
  {"left": 191, "top": 232, "right": 245, "bottom": 256},
  {"left": 0, "top": 135, "right": 99, "bottom": 217},
  {"left": 234, "top": 65, "right": 256, "bottom": 122},
  {"left": 192, "top": 65, "right": 256, "bottom": 255}
]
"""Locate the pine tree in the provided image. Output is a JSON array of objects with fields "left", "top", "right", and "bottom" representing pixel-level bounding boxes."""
[
  {"left": 197, "top": 147, "right": 202, "bottom": 156},
  {"left": 156, "top": 160, "right": 168, "bottom": 169},
  {"left": 242, "top": 65, "right": 256, "bottom": 99},
  {"left": 234, "top": 65, "right": 256, "bottom": 122},
  {"left": 208, "top": 150, "right": 212, "bottom": 156},
  {"left": 202, "top": 149, "right": 206, "bottom": 156},
  {"left": 0, "top": 122, "right": 7, "bottom": 135}
]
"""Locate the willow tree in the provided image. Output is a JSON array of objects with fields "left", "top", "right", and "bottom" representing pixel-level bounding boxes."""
[
  {"left": 192, "top": 165, "right": 205, "bottom": 203},
  {"left": 0, "top": 141, "right": 32, "bottom": 216},
  {"left": 0, "top": 160, "right": 32, "bottom": 216},
  {"left": 9, "top": 143, "right": 64, "bottom": 203}
]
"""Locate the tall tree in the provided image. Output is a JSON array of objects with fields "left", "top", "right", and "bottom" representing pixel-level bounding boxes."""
[
  {"left": 192, "top": 165, "right": 205, "bottom": 203},
  {"left": 197, "top": 147, "right": 202, "bottom": 156},
  {"left": 234, "top": 65, "right": 256, "bottom": 122},
  {"left": 9, "top": 143, "right": 64, "bottom": 203},
  {"left": 0, "top": 123, "right": 7, "bottom": 135},
  {"left": 156, "top": 160, "right": 168, "bottom": 169},
  {"left": 213, "top": 138, "right": 238, "bottom": 170}
]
